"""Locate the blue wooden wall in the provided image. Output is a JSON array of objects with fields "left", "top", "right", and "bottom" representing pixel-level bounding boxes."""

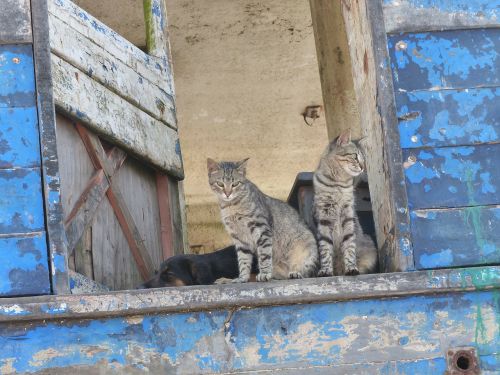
[
  {"left": 384, "top": 1, "right": 500, "bottom": 270},
  {"left": 0, "top": 287, "right": 498, "bottom": 373},
  {"left": 0, "top": 10, "right": 50, "bottom": 295}
]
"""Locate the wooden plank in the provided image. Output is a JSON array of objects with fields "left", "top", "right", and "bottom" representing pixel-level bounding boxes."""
[
  {"left": 0, "top": 233, "right": 50, "bottom": 296},
  {"left": 402, "top": 145, "right": 500, "bottom": 209},
  {"left": 0, "top": 289, "right": 498, "bottom": 373},
  {"left": 388, "top": 28, "right": 500, "bottom": 92},
  {"left": 63, "top": 133, "right": 127, "bottom": 254},
  {"left": 75, "top": 124, "right": 156, "bottom": 281},
  {"left": 308, "top": 0, "right": 361, "bottom": 140},
  {"left": 396, "top": 87, "right": 500, "bottom": 149},
  {"left": 0, "top": 168, "right": 45, "bottom": 234},
  {"left": 114, "top": 158, "right": 163, "bottom": 279},
  {"left": 32, "top": 0, "right": 70, "bottom": 294},
  {"left": 364, "top": 0, "right": 414, "bottom": 272},
  {"left": 144, "top": 0, "right": 169, "bottom": 58},
  {"left": 411, "top": 205, "right": 500, "bottom": 269},
  {"left": 73, "top": 227, "right": 94, "bottom": 280},
  {"left": 0, "top": 44, "right": 36, "bottom": 108},
  {"left": 0, "top": 265, "right": 498, "bottom": 321},
  {"left": 156, "top": 173, "right": 174, "bottom": 260},
  {"left": 0, "top": 107, "right": 41, "bottom": 169},
  {"left": 47, "top": 0, "right": 173, "bottom": 91},
  {"left": 48, "top": 15, "right": 176, "bottom": 129},
  {"left": 384, "top": 0, "right": 500, "bottom": 34},
  {"left": 51, "top": 54, "right": 183, "bottom": 178},
  {"left": 0, "top": 0, "right": 32, "bottom": 44}
]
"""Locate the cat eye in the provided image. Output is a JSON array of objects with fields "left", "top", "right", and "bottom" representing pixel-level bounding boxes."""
[
  {"left": 232, "top": 181, "right": 240, "bottom": 187},
  {"left": 216, "top": 182, "right": 224, "bottom": 188}
]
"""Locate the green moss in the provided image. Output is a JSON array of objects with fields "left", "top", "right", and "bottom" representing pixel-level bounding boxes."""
[{"left": 143, "top": 0, "right": 156, "bottom": 53}]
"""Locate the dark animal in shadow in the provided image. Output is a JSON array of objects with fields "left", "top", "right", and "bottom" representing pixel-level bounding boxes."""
[{"left": 138, "top": 245, "right": 257, "bottom": 288}]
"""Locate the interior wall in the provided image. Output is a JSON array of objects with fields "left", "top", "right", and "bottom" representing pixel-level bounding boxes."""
[
  {"left": 166, "top": 0, "right": 328, "bottom": 252},
  {"left": 72, "top": 0, "right": 329, "bottom": 253}
]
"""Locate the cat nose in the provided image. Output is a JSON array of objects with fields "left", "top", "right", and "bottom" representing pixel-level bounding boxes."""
[{"left": 224, "top": 188, "right": 232, "bottom": 197}]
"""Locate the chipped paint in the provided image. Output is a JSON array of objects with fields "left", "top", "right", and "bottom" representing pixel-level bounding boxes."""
[{"left": 0, "top": 290, "right": 496, "bottom": 373}]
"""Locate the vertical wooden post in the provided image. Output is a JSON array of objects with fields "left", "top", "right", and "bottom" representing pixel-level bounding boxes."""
[
  {"left": 156, "top": 174, "right": 174, "bottom": 260},
  {"left": 32, "top": 0, "right": 71, "bottom": 293},
  {"left": 144, "top": 0, "right": 188, "bottom": 256},
  {"left": 309, "top": 0, "right": 361, "bottom": 140}
]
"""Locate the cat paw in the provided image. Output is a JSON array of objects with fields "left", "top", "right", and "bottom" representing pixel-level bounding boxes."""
[
  {"left": 230, "top": 277, "right": 250, "bottom": 283},
  {"left": 256, "top": 272, "right": 272, "bottom": 282},
  {"left": 288, "top": 272, "right": 303, "bottom": 279},
  {"left": 317, "top": 268, "right": 333, "bottom": 277},
  {"left": 345, "top": 267, "right": 360, "bottom": 276},
  {"left": 214, "top": 277, "right": 233, "bottom": 284}
]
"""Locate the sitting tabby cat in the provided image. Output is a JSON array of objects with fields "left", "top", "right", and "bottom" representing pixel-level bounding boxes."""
[
  {"left": 208, "top": 158, "right": 318, "bottom": 282},
  {"left": 313, "top": 131, "right": 378, "bottom": 276}
]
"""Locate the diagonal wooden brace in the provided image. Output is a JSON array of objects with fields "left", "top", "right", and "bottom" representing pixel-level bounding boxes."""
[{"left": 73, "top": 123, "right": 155, "bottom": 280}]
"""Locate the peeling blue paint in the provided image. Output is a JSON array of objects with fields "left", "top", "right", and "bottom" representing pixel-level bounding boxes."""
[
  {"left": 419, "top": 249, "right": 453, "bottom": 268},
  {"left": 384, "top": 0, "right": 500, "bottom": 20},
  {"left": 0, "top": 234, "right": 50, "bottom": 296},
  {"left": 397, "top": 88, "right": 499, "bottom": 149},
  {"left": 388, "top": 29, "right": 499, "bottom": 91},
  {"left": 0, "top": 45, "right": 36, "bottom": 108},
  {"left": 411, "top": 206, "right": 500, "bottom": 269},
  {"left": 403, "top": 145, "right": 499, "bottom": 209},
  {"left": 0, "top": 291, "right": 497, "bottom": 373}
]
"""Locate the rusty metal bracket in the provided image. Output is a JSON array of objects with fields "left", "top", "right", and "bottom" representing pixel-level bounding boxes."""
[{"left": 445, "top": 347, "right": 480, "bottom": 375}]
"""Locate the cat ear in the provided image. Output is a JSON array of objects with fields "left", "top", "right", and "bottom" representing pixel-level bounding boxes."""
[
  {"left": 236, "top": 158, "right": 249, "bottom": 175},
  {"left": 207, "top": 158, "right": 220, "bottom": 174},
  {"left": 336, "top": 129, "right": 352, "bottom": 146}
]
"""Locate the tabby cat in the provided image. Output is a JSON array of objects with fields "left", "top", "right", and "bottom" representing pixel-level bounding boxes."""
[
  {"left": 208, "top": 158, "right": 318, "bottom": 282},
  {"left": 313, "top": 131, "right": 378, "bottom": 276}
]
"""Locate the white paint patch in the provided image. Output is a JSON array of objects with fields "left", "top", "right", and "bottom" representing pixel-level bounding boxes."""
[{"left": 0, "top": 305, "right": 26, "bottom": 315}]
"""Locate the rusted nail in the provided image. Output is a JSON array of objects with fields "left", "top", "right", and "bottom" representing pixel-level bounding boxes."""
[
  {"left": 12, "top": 57, "right": 20, "bottom": 64},
  {"left": 411, "top": 135, "right": 418, "bottom": 143}
]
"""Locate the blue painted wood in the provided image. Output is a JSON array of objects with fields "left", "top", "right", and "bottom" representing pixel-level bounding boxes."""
[
  {"left": 383, "top": 0, "right": 500, "bottom": 18},
  {"left": 0, "top": 289, "right": 498, "bottom": 373},
  {"left": 0, "top": 168, "right": 46, "bottom": 234},
  {"left": 0, "top": 234, "right": 50, "bottom": 296},
  {"left": 411, "top": 206, "right": 500, "bottom": 269},
  {"left": 0, "top": 107, "right": 41, "bottom": 168},
  {"left": 402, "top": 145, "right": 500, "bottom": 209},
  {"left": 388, "top": 28, "right": 500, "bottom": 91},
  {"left": 0, "top": 45, "right": 36, "bottom": 108},
  {"left": 396, "top": 88, "right": 500, "bottom": 149}
]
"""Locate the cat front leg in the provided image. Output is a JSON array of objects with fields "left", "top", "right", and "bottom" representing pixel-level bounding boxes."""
[
  {"left": 340, "top": 208, "right": 359, "bottom": 276},
  {"left": 254, "top": 227, "right": 273, "bottom": 281},
  {"left": 232, "top": 245, "right": 253, "bottom": 283},
  {"left": 316, "top": 219, "right": 334, "bottom": 277}
]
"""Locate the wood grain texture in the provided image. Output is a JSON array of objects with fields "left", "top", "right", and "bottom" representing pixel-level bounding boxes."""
[
  {"left": 388, "top": 28, "right": 500, "bottom": 92},
  {"left": 0, "top": 265, "right": 498, "bottom": 321},
  {"left": 48, "top": 15, "right": 176, "bottom": 129},
  {"left": 156, "top": 173, "right": 174, "bottom": 260},
  {"left": 308, "top": 0, "right": 361, "bottom": 140},
  {"left": 411, "top": 205, "right": 500, "bottom": 269},
  {"left": 365, "top": 0, "right": 414, "bottom": 272},
  {"left": 0, "top": 0, "right": 32, "bottom": 44},
  {"left": 384, "top": 0, "right": 500, "bottom": 34},
  {"left": 51, "top": 54, "right": 183, "bottom": 178},
  {"left": 396, "top": 88, "right": 500, "bottom": 149},
  {"left": 403, "top": 145, "right": 500, "bottom": 209},
  {"left": 47, "top": 0, "right": 173, "bottom": 91},
  {"left": 33, "top": 0, "right": 70, "bottom": 294}
]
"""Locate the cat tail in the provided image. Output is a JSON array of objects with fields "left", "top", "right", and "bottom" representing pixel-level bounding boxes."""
[{"left": 356, "top": 242, "right": 379, "bottom": 274}]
